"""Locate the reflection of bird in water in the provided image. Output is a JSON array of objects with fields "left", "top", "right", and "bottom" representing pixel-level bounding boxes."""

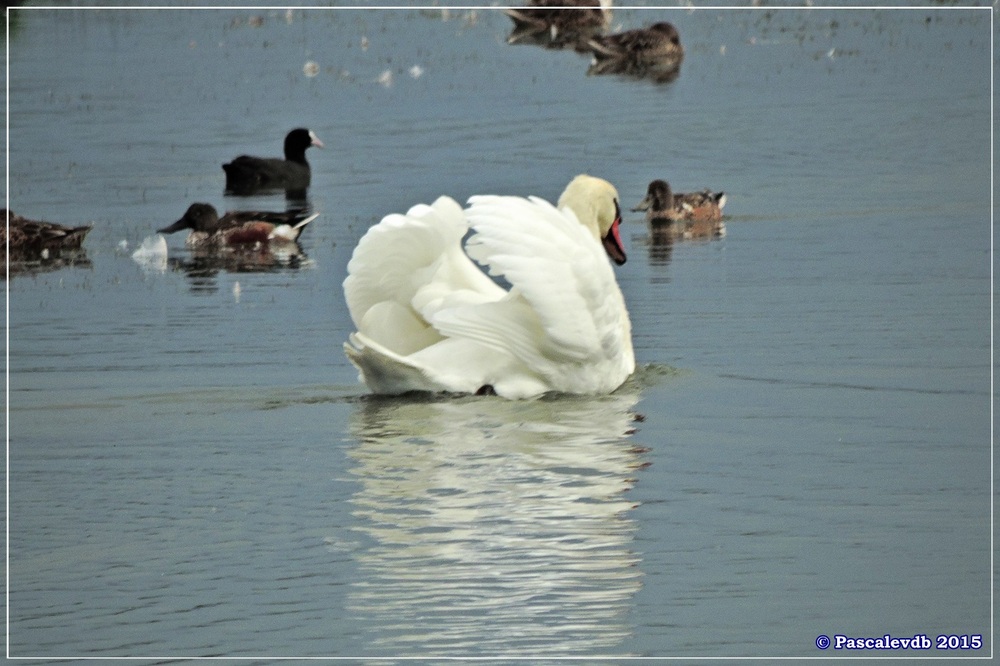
[
  {"left": 633, "top": 179, "right": 726, "bottom": 242},
  {"left": 344, "top": 392, "right": 647, "bottom": 656},
  {"left": 222, "top": 127, "right": 323, "bottom": 197},
  {"left": 504, "top": 0, "right": 612, "bottom": 51},
  {"left": 164, "top": 245, "right": 310, "bottom": 280},
  {"left": 158, "top": 203, "right": 318, "bottom": 249},
  {"left": 1, "top": 209, "right": 92, "bottom": 273},
  {"left": 647, "top": 227, "right": 675, "bottom": 266},
  {"left": 587, "top": 22, "right": 684, "bottom": 83}
]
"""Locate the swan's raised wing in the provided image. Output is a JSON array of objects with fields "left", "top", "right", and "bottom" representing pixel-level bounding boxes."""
[
  {"left": 343, "top": 188, "right": 633, "bottom": 398},
  {"left": 344, "top": 195, "right": 505, "bottom": 334},
  {"left": 442, "top": 194, "right": 631, "bottom": 375},
  {"left": 344, "top": 195, "right": 512, "bottom": 393}
]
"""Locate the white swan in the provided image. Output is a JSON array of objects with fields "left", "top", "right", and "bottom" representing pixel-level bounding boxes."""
[{"left": 343, "top": 175, "right": 634, "bottom": 399}]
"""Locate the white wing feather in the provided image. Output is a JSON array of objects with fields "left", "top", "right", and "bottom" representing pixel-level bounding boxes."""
[
  {"left": 344, "top": 196, "right": 504, "bottom": 334},
  {"left": 343, "top": 190, "right": 633, "bottom": 398},
  {"left": 458, "top": 194, "right": 629, "bottom": 368}
]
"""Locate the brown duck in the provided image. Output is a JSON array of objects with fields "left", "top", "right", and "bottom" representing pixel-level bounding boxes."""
[
  {"left": 587, "top": 22, "right": 684, "bottom": 81},
  {"left": 632, "top": 180, "right": 726, "bottom": 240},
  {"left": 158, "top": 203, "right": 318, "bottom": 248},
  {"left": 2, "top": 209, "right": 92, "bottom": 259}
]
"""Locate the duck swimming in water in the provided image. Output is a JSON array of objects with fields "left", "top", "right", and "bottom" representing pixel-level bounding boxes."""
[
  {"left": 587, "top": 21, "right": 684, "bottom": 81},
  {"left": 505, "top": 0, "right": 612, "bottom": 51},
  {"left": 632, "top": 179, "right": 726, "bottom": 240},
  {"left": 2, "top": 209, "right": 92, "bottom": 260},
  {"left": 158, "top": 203, "right": 318, "bottom": 248}
]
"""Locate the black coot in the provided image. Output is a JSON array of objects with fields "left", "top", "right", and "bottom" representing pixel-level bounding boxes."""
[{"left": 222, "top": 128, "right": 323, "bottom": 196}]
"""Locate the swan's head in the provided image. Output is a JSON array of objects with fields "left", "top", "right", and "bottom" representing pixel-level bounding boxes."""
[{"left": 557, "top": 174, "right": 627, "bottom": 265}]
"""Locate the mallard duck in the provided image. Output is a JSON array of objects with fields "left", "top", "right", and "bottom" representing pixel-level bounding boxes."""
[
  {"left": 2, "top": 209, "right": 92, "bottom": 259},
  {"left": 343, "top": 174, "right": 634, "bottom": 399},
  {"left": 505, "top": 0, "right": 611, "bottom": 50},
  {"left": 222, "top": 128, "right": 323, "bottom": 195},
  {"left": 632, "top": 179, "right": 726, "bottom": 239},
  {"left": 587, "top": 21, "right": 683, "bottom": 81},
  {"left": 158, "top": 203, "right": 318, "bottom": 248}
]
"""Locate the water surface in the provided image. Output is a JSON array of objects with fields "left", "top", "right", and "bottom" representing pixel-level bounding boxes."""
[{"left": 6, "top": 4, "right": 992, "bottom": 661}]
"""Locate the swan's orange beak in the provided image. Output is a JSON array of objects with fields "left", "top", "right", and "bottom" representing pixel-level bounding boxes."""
[{"left": 602, "top": 206, "right": 627, "bottom": 266}]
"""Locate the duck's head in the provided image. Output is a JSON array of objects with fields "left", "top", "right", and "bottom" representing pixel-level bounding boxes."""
[
  {"left": 158, "top": 203, "right": 219, "bottom": 234},
  {"left": 632, "top": 179, "right": 674, "bottom": 214},
  {"left": 650, "top": 22, "right": 682, "bottom": 48},
  {"left": 558, "top": 174, "right": 627, "bottom": 266}
]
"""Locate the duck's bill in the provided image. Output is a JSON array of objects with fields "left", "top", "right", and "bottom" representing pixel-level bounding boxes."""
[
  {"left": 157, "top": 219, "right": 187, "bottom": 234},
  {"left": 630, "top": 195, "right": 652, "bottom": 212}
]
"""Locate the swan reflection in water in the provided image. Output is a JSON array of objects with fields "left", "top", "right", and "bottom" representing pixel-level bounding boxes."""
[{"left": 343, "top": 391, "right": 648, "bottom": 657}]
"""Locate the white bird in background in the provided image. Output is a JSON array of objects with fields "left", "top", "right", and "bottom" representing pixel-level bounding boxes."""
[{"left": 343, "top": 174, "right": 634, "bottom": 399}]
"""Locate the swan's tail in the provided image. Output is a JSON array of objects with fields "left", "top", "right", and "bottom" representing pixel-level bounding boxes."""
[{"left": 344, "top": 332, "right": 443, "bottom": 395}]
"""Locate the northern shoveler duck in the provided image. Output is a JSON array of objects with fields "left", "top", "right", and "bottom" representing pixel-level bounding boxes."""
[
  {"left": 222, "top": 128, "right": 324, "bottom": 195},
  {"left": 587, "top": 21, "right": 683, "bottom": 82},
  {"left": 505, "top": 0, "right": 611, "bottom": 51},
  {"left": 632, "top": 180, "right": 726, "bottom": 240},
  {"left": 158, "top": 203, "right": 318, "bottom": 248},
  {"left": 2, "top": 209, "right": 92, "bottom": 259}
]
